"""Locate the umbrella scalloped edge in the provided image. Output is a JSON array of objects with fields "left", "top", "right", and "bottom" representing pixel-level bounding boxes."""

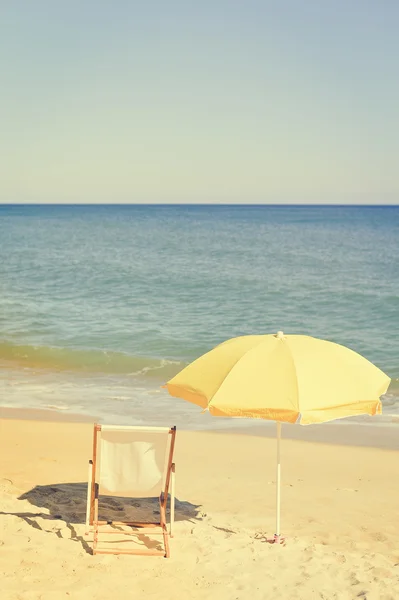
[{"left": 299, "top": 399, "right": 382, "bottom": 425}]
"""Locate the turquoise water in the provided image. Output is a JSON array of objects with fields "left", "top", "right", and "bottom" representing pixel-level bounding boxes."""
[{"left": 0, "top": 204, "right": 398, "bottom": 428}]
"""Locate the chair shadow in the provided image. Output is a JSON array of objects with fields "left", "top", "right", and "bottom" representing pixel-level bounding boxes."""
[{"left": 5, "top": 482, "right": 202, "bottom": 554}]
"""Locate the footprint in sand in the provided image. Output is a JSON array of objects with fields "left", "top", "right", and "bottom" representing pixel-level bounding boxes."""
[
  {"left": 373, "top": 532, "right": 388, "bottom": 543},
  {"left": 0, "top": 479, "right": 15, "bottom": 493},
  {"left": 102, "top": 498, "right": 124, "bottom": 509},
  {"left": 333, "top": 553, "right": 347, "bottom": 564},
  {"left": 102, "top": 502, "right": 124, "bottom": 511}
]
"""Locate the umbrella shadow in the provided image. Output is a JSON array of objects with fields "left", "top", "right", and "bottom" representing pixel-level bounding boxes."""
[{"left": 0, "top": 482, "right": 202, "bottom": 554}]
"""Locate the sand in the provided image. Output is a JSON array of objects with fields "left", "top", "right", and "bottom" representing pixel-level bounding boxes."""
[{"left": 1, "top": 415, "right": 399, "bottom": 600}]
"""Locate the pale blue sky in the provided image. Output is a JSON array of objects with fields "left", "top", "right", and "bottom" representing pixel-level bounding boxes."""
[{"left": 1, "top": 1, "right": 398, "bottom": 204}]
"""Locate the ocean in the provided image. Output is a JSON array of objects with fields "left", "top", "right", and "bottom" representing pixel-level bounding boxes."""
[{"left": 0, "top": 204, "right": 398, "bottom": 429}]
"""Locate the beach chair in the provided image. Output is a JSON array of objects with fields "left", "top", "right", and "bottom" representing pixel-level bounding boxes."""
[{"left": 86, "top": 424, "right": 176, "bottom": 557}]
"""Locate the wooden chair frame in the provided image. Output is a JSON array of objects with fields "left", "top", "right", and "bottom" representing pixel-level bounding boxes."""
[{"left": 86, "top": 424, "right": 176, "bottom": 557}]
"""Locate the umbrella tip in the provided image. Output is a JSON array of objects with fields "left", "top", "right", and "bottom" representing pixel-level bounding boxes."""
[{"left": 275, "top": 331, "right": 285, "bottom": 339}]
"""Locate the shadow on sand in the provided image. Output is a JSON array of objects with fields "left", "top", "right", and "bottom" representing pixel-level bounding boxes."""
[{"left": 1, "top": 482, "right": 202, "bottom": 554}]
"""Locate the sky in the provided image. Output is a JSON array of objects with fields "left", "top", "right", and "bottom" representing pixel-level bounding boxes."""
[{"left": 1, "top": 1, "right": 398, "bottom": 204}]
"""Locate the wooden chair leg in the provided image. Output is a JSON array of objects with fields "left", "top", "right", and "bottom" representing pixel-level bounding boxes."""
[
  {"left": 85, "top": 460, "right": 93, "bottom": 535},
  {"left": 170, "top": 463, "right": 175, "bottom": 538},
  {"left": 92, "top": 484, "right": 99, "bottom": 555},
  {"left": 160, "top": 502, "right": 170, "bottom": 558}
]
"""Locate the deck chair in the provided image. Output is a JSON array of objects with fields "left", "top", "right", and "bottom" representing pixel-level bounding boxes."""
[{"left": 86, "top": 424, "right": 176, "bottom": 557}]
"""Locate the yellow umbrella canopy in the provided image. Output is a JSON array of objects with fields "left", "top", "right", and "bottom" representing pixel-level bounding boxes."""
[
  {"left": 165, "top": 331, "right": 390, "bottom": 425},
  {"left": 165, "top": 331, "right": 390, "bottom": 543}
]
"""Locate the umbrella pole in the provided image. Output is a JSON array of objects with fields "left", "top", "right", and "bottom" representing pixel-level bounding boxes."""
[{"left": 274, "top": 421, "right": 284, "bottom": 544}]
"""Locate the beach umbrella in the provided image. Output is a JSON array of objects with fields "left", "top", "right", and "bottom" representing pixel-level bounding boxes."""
[{"left": 164, "top": 331, "right": 390, "bottom": 543}]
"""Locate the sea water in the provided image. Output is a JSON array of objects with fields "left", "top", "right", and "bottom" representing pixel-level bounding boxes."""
[{"left": 0, "top": 204, "right": 398, "bottom": 429}]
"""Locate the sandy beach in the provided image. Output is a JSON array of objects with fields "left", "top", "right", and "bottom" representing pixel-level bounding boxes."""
[
  {"left": 0, "top": 413, "right": 398, "bottom": 599},
  {"left": 0, "top": 412, "right": 399, "bottom": 600}
]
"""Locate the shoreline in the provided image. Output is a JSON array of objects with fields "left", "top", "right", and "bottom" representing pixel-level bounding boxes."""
[
  {"left": 1, "top": 405, "right": 399, "bottom": 450},
  {"left": 0, "top": 406, "right": 97, "bottom": 423}
]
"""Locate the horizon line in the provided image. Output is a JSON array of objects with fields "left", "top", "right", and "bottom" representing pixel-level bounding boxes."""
[{"left": 0, "top": 202, "right": 398, "bottom": 208}]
